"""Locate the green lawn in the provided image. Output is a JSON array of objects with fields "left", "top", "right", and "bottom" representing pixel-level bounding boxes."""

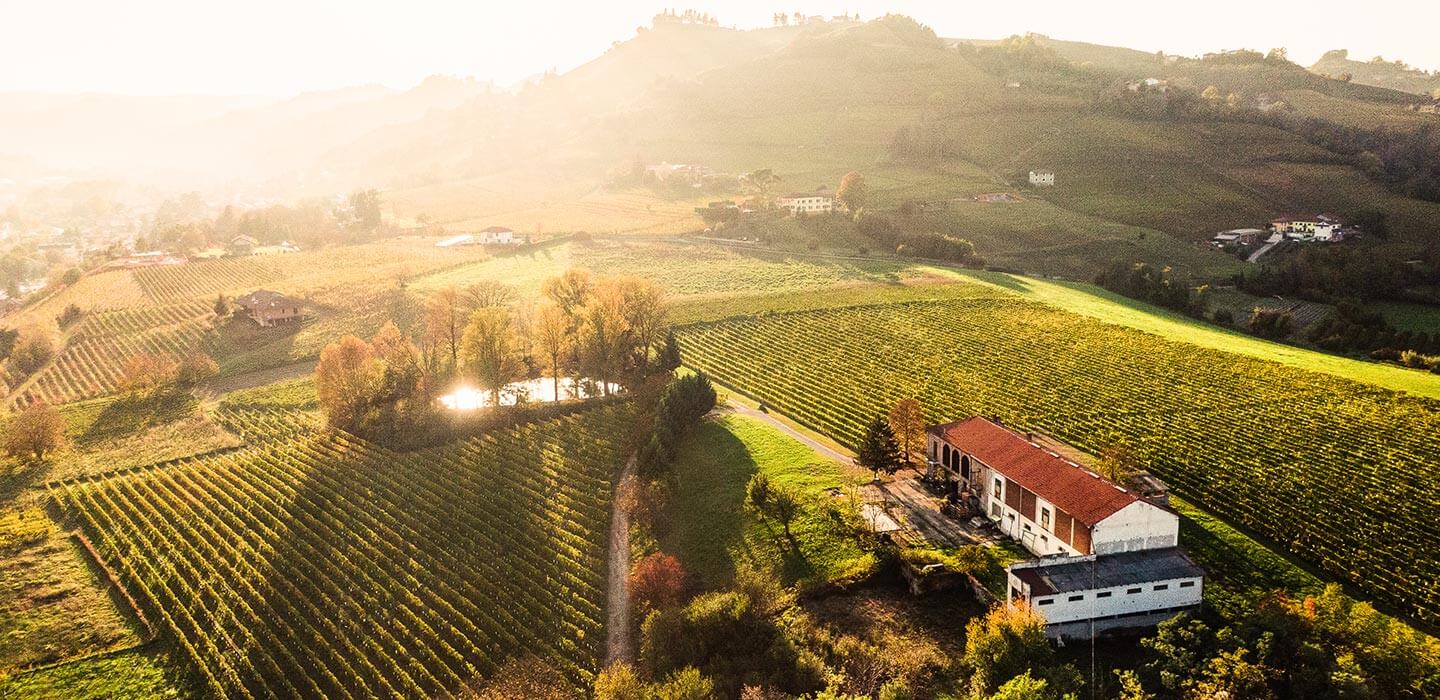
[
  {"left": 947, "top": 270, "right": 1440, "bottom": 398},
  {"left": 662, "top": 413, "right": 875, "bottom": 591},
  {"left": 0, "top": 647, "right": 186, "bottom": 699}
]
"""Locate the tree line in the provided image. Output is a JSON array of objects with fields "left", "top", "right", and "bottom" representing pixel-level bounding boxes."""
[{"left": 314, "top": 269, "right": 676, "bottom": 445}]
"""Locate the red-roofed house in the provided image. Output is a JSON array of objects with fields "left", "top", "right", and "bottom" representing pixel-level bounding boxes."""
[{"left": 926, "top": 416, "right": 1179, "bottom": 558}]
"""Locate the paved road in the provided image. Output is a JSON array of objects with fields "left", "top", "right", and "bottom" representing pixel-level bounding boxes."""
[{"left": 604, "top": 456, "right": 637, "bottom": 666}]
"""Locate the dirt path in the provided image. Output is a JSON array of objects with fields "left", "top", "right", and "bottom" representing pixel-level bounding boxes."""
[{"left": 604, "top": 455, "right": 637, "bottom": 666}]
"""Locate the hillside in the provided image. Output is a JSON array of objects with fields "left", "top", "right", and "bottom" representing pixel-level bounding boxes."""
[
  {"left": 1310, "top": 49, "right": 1440, "bottom": 96},
  {"left": 370, "top": 20, "right": 1440, "bottom": 284}
]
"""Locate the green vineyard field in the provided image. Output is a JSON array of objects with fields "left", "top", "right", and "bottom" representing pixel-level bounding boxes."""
[
  {"left": 49, "top": 405, "right": 633, "bottom": 697},
  {"left": 678, "top": 297, "right": 1440, "bottom": 624}
]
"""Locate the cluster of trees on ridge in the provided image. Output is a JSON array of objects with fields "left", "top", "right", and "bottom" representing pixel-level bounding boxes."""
[{"left": 313, "top": 269, "right": 677, "bottom": 445}]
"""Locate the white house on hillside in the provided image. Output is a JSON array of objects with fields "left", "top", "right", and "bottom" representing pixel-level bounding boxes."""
[
  {"left": 776, "top": 192, "right": 834, "bottom": 214},
  {"left": 477, "top": 226, "right": 519, "bottom": 245},
  {"left": 1029, "top": 170, "right": 1055, "bottom": 187},
  {"left": 1272, "top": 214, "right": 1343, "bottom": 242},
  {"left": 926, "top": 416, "right": 1200, "bottom": 639}
]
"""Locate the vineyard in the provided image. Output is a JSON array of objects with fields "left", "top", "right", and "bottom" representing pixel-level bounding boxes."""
[
  {"left": 49, "top": 405, "right": 633, "bottom": 697},
  {"left": 413, "top": 240, "right": 921, "bottom": 297},
  {"left": 10, "top": 302, "right": 216, "bottom": 408},
  {"left": 678, "top": 297, "right": 1440, "bottom": 624}
]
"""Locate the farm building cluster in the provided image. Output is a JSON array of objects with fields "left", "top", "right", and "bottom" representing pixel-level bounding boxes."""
[
  {"left": 1211, "top": 213, "right": 1355, "bottom": 260},
  {"left": 925, "top": 416, "right": 1203, "bottom": 639},
  {"left": 434, "top": 226, "right": 523, "bottom": 248}
]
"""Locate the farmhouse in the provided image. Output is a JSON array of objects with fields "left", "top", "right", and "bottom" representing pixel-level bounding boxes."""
[
  {"left": 234, "top": 290, "right": 306, "bottom": 327},
  {"left": 476, "top": 226, "right": 519, "bottom": 245},
  {"left": 926, "top": 416, "right": 1199, "bottom": 638},
  {"left": 1028, "top": 170, "right": 1055, "bottom": 187},
  {"left": 927, "top": 417, "right": 1179, "bottom": 557},
  {"left": 776, "top": 192, "right": 835, "bottom": 214},
  {"left": 1271, "top": 214, "right": 1343, "bottom": 241},
  {"left": 229, "top": 235, "right": 258, "bottom": 256}
]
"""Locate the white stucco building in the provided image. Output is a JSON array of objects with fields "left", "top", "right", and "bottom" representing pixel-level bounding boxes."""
[
  {"left": 776, "top": 192, "right": 835, "bottom": 214},
  {"left": 1271, "top": 214, "right": 1343, "bottom": 241},
  {"left": 476, "top": 226, "right": 519, "bottom": 245},
  {"left": 1028, "top": 170, "right": 1055, "bottom": 187},
  {"left": 1007, "top": 548, "right": 1204, "bottom": 639},
  {"left": 926, "top": 416, "right": 1201, "bottom": 639}
]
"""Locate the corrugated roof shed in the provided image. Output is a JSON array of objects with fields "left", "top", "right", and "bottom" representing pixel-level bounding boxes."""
[{"left": 1010, "top": 547, "right": 1203, "bottom": 596}]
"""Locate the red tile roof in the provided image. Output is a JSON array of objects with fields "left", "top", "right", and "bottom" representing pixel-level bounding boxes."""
[{"left": 930, "top": 416, "right": 1139, "bottom": 526}]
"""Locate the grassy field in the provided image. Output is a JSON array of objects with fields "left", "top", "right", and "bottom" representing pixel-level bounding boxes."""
[
  {"left": 0, "top": 647, "right": 187, "bottom": 700},
  {"left": 1369, "top": 300, "right": 1440, "bottom": 335},
  {"left": 952, "top": 271, "right": 1440, "bottom": 398},
  {"left": 677, "top": 295, "right": 1440, "bottom": 625},
  {"left": 662, "top": 412, "right": 875, "bottom": 591},
  {"left": 48, "top": 405, "right": 633, "bottom": 696}
]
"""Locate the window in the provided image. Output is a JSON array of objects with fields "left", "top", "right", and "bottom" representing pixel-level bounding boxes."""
[
  {"left": 1040, "top": 507, "right": 1051, "bottom": 531},
  {"left": 1068, "top": 595, "right": 1084, "bottom": 602},
  {"left": 1096, "top": 591, "right": 1112, "bottom": 598},
  {"left": 1154, "top": 584, "right": 1169, "bottom": 591},
  {"left": 1036, "top": 598, "right": 1053, "bottom": 606},
  {"left": 1127, "top": 588, "right": 1142, "bottom": 595},
  {"left": 1023, "top": 524, "right": 1032, "bottom": 532},
  {"left": 993, "top": 477, "right": 1003, "bottom": 498},
  {"left": 1179, "top": 581, "right": 1196, "bottom": 588},
  {"left": 990, "top": 503, "right": 1002, "bottom": 518}
]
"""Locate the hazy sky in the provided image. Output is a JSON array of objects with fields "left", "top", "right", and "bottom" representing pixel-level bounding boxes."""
[{"left": 2, "top": 0, "right": 1436, "bottom": 96}]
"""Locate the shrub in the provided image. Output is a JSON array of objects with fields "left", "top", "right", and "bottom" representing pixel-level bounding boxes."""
[
  {"left": 630, "top": 552, "right": 689, "bottom": 612},
  {"left": 4, "top": 402, "right": 66, "bottom": 462}
]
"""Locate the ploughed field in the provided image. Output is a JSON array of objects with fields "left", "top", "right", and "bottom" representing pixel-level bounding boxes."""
[
  {"left": 678, "top": 296, "right": 1440, "bottom": 624},
  {"left": 47, "top": 405, "right": 633, "bottom": 697}
]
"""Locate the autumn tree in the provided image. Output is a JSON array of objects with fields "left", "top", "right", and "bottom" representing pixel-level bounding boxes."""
[
  {"left": 120, "top": 352, "right": 179, "bottom": 395},
  {"left": 887, "top": 398, "right": 926, "bottom": 470},
  {"left": 836, "top": 170, "right": 869, "bottom": 212},
  {"left": 856, "top": 415, "right": 903, "bottom": 481},
  {"left": 461, "top": 307, "right": 524, "bottom": 406},
  {"left": 964, "top": 604, "right": 1070, "bottom": 697},
  {"left": 424, "top": 286, "right": 467, "bottom": 374},
  {"left": 576, "top": 282, "right": 629, "bottom": 394},
  {"left": 315, "top": 335, "right": 382, "bottom": 431},
  {"left": 630, "top": 552, "right": 689, "bottom": 612},
  {"left": 617, "top": 277, "right": 667, "bottom": 371},
  {"left": 9, "top": 324, "right": 56, "bottom": 376},
  {"left": 4, "top": 401, "right": 65, "bottom": 462},
  {"left": 542, "top": 267, "right": 594, "bottom": 322},
  {"left": 533, "top": 302, "right": 571, "bottom": 401},
  {"left": 175, "top": 351, "right": 219, "bottom": 388},
  {"left": 1096, "top": 434, "right": 1141, "bottom": 485}
]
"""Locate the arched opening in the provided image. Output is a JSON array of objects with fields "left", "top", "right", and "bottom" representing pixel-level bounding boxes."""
[{"left": 961, "top": 455, "right": 971, "bottom": 480}]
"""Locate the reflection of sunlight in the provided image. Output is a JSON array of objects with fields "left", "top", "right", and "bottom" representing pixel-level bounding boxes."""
[
  {"left": 439, "top": 385, "right": 486, "bottom": 410},
  {"left": 438, "top": 378, "right": 621, "bottom": 411}
]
